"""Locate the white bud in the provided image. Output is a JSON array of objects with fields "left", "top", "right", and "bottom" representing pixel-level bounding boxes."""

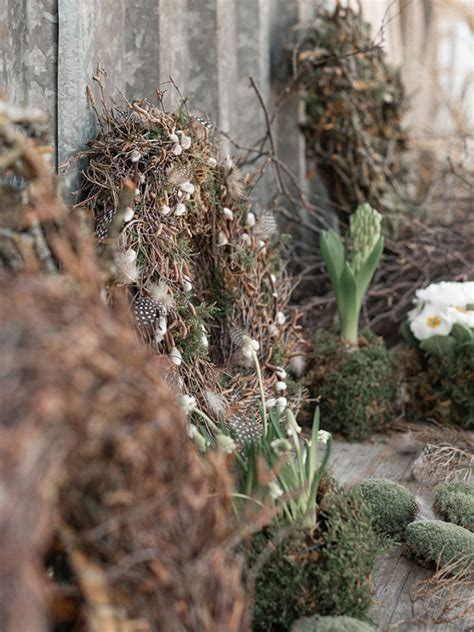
[
  {"left": 217, "top": 231, "right": 229, "bottom": 246},
  {"left": 225, "top": 155, "right": 234, "bottom": 170},
  {"left": 275, "top": 311, "right": 286, "bottom": 325},
  {"left": 179, "top": 395, "right": 197, "bottom": 414},
  {"left": 240, "top": 233, "right": 251, "bottom": 246},
  {"left": 270, "top": 273, "right": 276, "bottom": 283},
  {"left": 130, "top": 149, "right": 141, "bottom": 163},
  {"left": 180, "top": 181, "right": 195, "bottom": 195},
  {"left": 317, "top": 430, "right": 331, "bottom": 444},
  {"left": 265, "top": 398, "right": 277, "bottom": 409},
  {"left": 139, "top": 174, "right": 146, "bottom": 184},
  {"left": 172, "top": 143, "right": 183, "bottom": 156},
  {"left": 161, "top": 205, "right": 172, "bottom": 216},
  {"left": 123, "top": 206, "right": 134, "bottom": 222},
  {"left": 207, "top": 157, "right": 217, "bottom": 168},
  {"left": 169, "top": 133, "right": 179, "bottom": 143},
  {"left": 258, "top": 240, "right": 266, "bottom": 250},
  {"left": 125, "top": 248, "right": 137, "bottom": 262},
  {"left": 169, "top": 347, "right": 182, "bottom": 366},
  {"left": 246, "top": 212, "right": 256, "bottom": 227},
  {"left": 201, "top": 334, "right": 209, "bottom": 348},
  {"left": 277, "top": 397, "right": 288, "bottom": 413},
  {"left": 268, "top": 480, "right": 284, "bottom": 500},
  {"left": 156, "top": 316, "right": 167, "bottom": 336},
  {"left": 223, "top": 207, "right": 233, "bottom": 220},
  {"left": 183, "top": 276, "right": 193, "bottom": 292},
  {"left": 268, "top": 324, "right": 279, "bottom": 337},
  {"left": 275, "top": 367, "right": 287, "bottom": 380},
  {"left": 135, "top": 188, "right": 140, "bottom": 196},
  {"left": 174, "top": 202, "right": 186, "bottom": 217},
  {"left": 180, "top": 135, "right": 192, "bottom": 150},
  {"left": 276, "top": 381, "right": 287, "bottom": 392}
]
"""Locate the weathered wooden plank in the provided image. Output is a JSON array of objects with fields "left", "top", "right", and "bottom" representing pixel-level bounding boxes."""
[
  {"left": 124, "top": 0, "right": 160, "bottom": 102},
  {"left": 0, "top": 0, "right": 57, "bottom": 151}
]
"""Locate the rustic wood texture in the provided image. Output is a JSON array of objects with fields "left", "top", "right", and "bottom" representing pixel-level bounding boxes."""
[{"left": 329, "top": 433, "right": 473, "bottom": 631}]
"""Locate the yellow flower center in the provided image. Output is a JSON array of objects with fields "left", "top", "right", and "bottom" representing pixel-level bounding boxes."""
[{"left": 426, "top": 316, "right": 442, "bottom": 329}]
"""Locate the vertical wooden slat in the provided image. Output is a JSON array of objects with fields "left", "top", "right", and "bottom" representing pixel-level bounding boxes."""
[
  {"left": 57, "top": 0, "right": 125, "bottom": 193},
  {"left": 124, "top": 0, "right": 160, "bottom": 102},
  {"left": 0, "top": 0, "right": 58, "bottom": 151}
]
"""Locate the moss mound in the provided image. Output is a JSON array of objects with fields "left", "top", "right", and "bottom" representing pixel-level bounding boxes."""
[
  {"left": 406, "top": 520, "right": 474, "bottom": 570},
  {"left": 358, "top": 478, "right": 418, "bottom": 541},
  {"left": 292, "top": 615, "right": 374, "bottom": 632},
  {"left": 248, "top": 484, "right": 382, "bottom": 631},
  {"left": 409, "top": 350, "right": 474, "bottom": 430},
  {"left": 309, "top": 330, "right": 400, "bottom": 440},
  {"left": 434, "top": 482, "right": 474, "bottom": 532}
]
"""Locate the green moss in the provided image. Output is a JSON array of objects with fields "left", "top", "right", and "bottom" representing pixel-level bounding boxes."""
[
  {"left": 358, "top": 478, "right": 418, "bottom": 541},
  {"left": 406, "top": 520, "right": 474, "bottom": 570},
  {"left": 309, "top": 330, "right": 400, "bottom": 440},
  {"left": 248, "top": 485, "right": 383, "bottom": 631},
  {"left": 411, "top": 351, "right": 474, "bottom": 430},
  {"left": 433, "top": 482, "right": 474, "bottom": 532},
  {"left": 291, "top": 615, "right": 374, "bottom": 632}
]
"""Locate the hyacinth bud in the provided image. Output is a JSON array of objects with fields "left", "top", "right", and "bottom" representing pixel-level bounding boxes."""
[{"left": 350, "top": 203, "right": 382, "bottom": 275}]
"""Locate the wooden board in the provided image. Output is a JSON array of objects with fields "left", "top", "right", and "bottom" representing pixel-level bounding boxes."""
[{"left": 327, "top": 433, "right": 473, "bottom": 631}]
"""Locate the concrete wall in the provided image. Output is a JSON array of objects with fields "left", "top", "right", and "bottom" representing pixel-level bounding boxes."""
[{"left": 1, "top": 0, "right": 316, "bottom": 205}]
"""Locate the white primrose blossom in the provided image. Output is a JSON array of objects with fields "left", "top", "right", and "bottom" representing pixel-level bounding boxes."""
[
  {"left": 409, "top": 304, "right": 453, "bottom": 341},
  {"left": 268, "top": 480, "right": 284, "bottom": 500},
  {"left": 415, "top": 281, "right": 474, "bottom": 307}
]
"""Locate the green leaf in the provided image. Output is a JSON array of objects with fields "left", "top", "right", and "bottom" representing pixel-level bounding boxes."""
[
  {"left": 420, "top": 335, "right": 457, "bottom": 358},
  {"left": 320, "top": 230, "right": 345, "bottom": 293},
  {"left": 450, "top": 323, "right": 474, "bottom": 344},
  {"left": 306, "top": 406, "right": 320, "bottom": 483},
  {"left": 355, "top": 236, "right": 384, "bottom": 304},
  {"left": 400, "top": 319, "right": 418, "bottom": 348}
]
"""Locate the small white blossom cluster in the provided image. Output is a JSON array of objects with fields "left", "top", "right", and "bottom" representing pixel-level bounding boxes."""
[
  {"left": 241, "top": 335, "right": 260, "bottom": 359},
  {"left": 169, "top": 130, "right": 192, "bottom": 156},
  {"left": 408, "top": 281, "right": 474, "bottom": 340},
  {"left": 265, "top": 366, "right": 288, "bottom": 413}
]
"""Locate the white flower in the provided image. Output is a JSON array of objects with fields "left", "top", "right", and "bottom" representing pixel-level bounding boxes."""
[
  {"left": 265, "top": 398, "right": 277, "bottom": 409},
  {"left": 241, "top": 336, "right": 260, "bottom": 358},
  {"left": 268, "top": 324, "right": 279, "bottom": 337},
  {"left": 180, "top": 135, "right": 192, "bottom": 150},
  {"left": 179, "top": 395, "right": 197, "bottom": 414},
  {"left": 317, "top": 430, "right": 331, "bottom": 444},
  {"left": 223, "top": 207, "right": 233, "bottom": 220},
  {"left": 130, "top": 149, "right": 141, "bottom": 163},
  {"left": 409, "top": 305, "right": 453, "bottom": 340},
  {"left": 240, "top": 233, "right": 251, "bottom": 246},
  {"left": 174, "top": 202, "right": 186, "bottom": 216},
  {"left": 275, "top": 367, "right": 287, "bottom": 380},
  {"left": 447, "top": 305, "right": 474, "bottom": 328},
  {"left": 277, "top": 397, "right": 288, "bottom": 413},
  {"left": 246, "top": 212, "right": 256, "bottom": 227},
  {"left": 276, "top": 381, "right": 287, "bottom": 392},
  {"left": 161, "top": 204, "right": 172, "bottom": 216},
  {"left": 180, "top": 181, "right": 195, "bottom": 195},
  {"left": 187, "top": 423, "right": 198, "bottom": 438},
  {"left": 123, "top": 206, "right": 134, "bottom": 222},
  {"left": 270, "top": 273, "right": 276, "bottom": 284},
  {"left": 169, "top": 133, "right": 179, "bottom": 143},
  {"left": 415, "top": 281, "right": 474, "bottom": 308},
  {"left": 216, "top": 434, "right": 237, "bottom": 454},
  {"left": 275, "top": 311, "right": 286, "bottom": 325},
  {"left": 172, "top": 143, "right": 183, "bottom": 156},
  {"left": 268, "top": 480, "right": 284, "bottom": 500},
  {"left": 207, "top": 157, "right": 217, "bottom": 168},
  {"left": 183, "top": 275, "right": 193, "bottom": 292},
  {"left": 156, "top": 316, "right": 167, "bottom": 336},
  {"left": 270, "top": 438, "right": 291, "bottom": 455},
  {"left": 169, "top": 347, "right": 182, "bottom": 366},
  {"left": 217, "top": 231, "right": 229, "bottom": 246}
]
